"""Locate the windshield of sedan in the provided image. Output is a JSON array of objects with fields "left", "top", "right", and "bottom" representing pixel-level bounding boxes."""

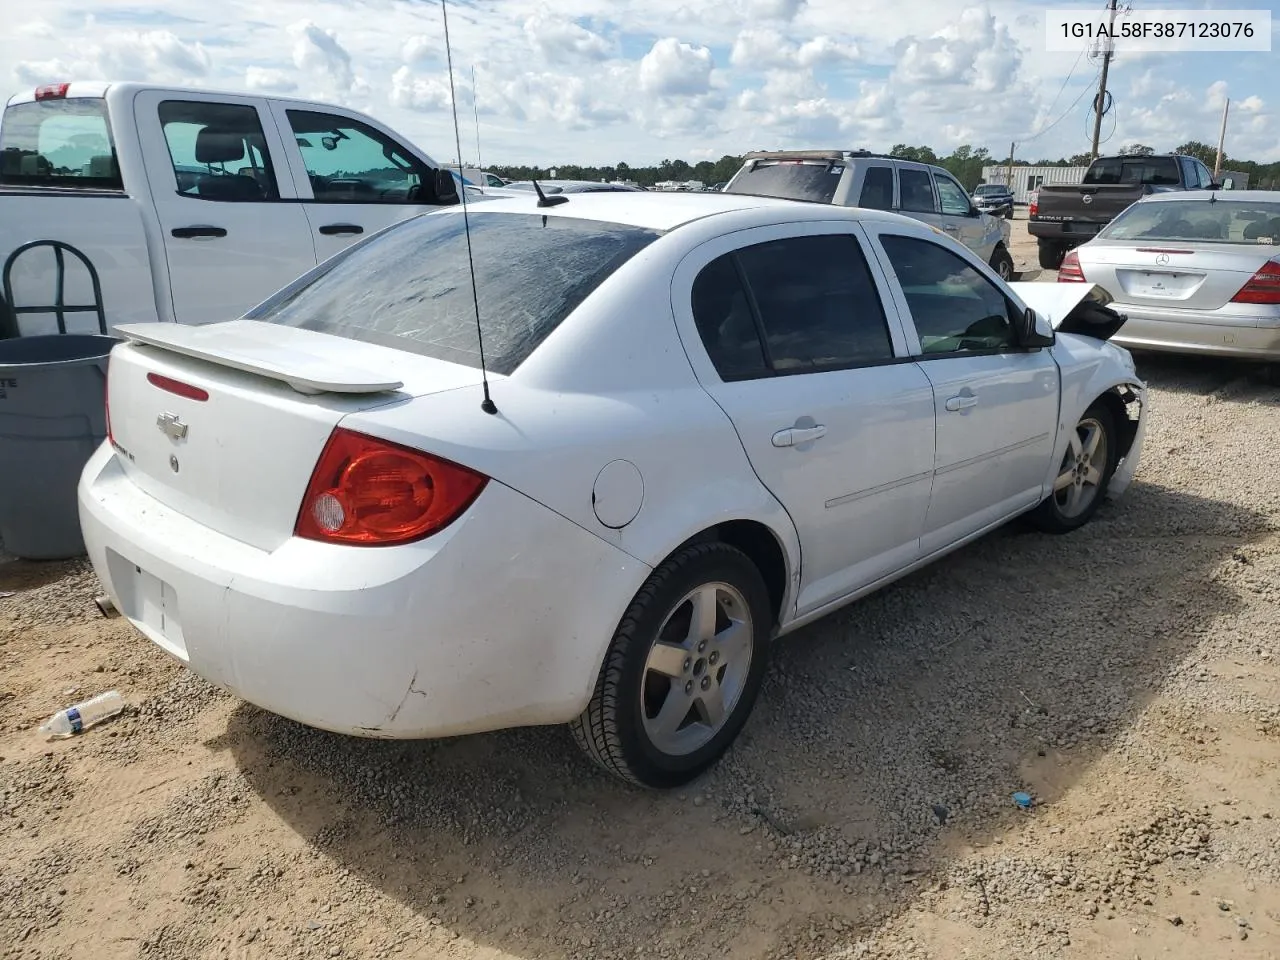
[
  {"left": 250, "top": 212, "right": 663, "bottom": 374},
  {"left": 1100, "top": 199, "right": 1280, "bottom": 245}
]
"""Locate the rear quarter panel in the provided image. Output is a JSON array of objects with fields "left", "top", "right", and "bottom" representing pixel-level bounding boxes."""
[{"left": 0, "top": 193, "right": 157, "bottom": 335}]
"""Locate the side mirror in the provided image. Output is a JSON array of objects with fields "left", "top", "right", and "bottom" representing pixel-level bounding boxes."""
[
  {"left": 1017, "top": 306, "right": 1055, "bottom": 348},
  {"left": 434, "top": 168, "right": 459, "bottom": 205},
  {"left": 1208, "top": 180, "right": 1223, "bottom": 190},
  {"left": 969, "top": 204, "right": 982, "bottom": 217}
]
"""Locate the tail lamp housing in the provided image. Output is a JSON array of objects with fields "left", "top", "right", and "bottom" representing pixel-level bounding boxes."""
[
  {"left": 1057, "top": 250, "right": 1087, "bottom": 282},
  {"left": 1230, "top": 258, "right": 1280, "bottom": 305},
  {"left": 295, "top": 428, "right": 488, "bottom": 546}
]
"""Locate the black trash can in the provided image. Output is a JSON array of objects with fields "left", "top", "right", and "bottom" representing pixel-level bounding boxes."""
[{"left": 0, "top": 334, "right": 118, "bottom": 560}]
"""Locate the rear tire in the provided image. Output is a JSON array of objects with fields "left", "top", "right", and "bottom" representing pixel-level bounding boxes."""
[
  {"left": 1029, "top": 400, "right": 1118, "bottom": 534},
  {"left": 989, "top": 245, "right": 1015, "bottom": 282},
  {"left": 1038, "top": 240, "right": 1066, "bottom": 270},
  {"left": 570, "top": 541, "right": 772, "bottom": 789}
]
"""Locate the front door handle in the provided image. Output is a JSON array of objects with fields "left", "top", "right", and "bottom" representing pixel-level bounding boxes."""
[
  {"left": 318, "top": 223, "right": 364, "bottom": 236},
  {"left": 171, "top": 225, "right": 227, "bottom": 240},
  {"left": 772, "top": 424, "right": 827, "bottom": 447},
  {"left": 945, "top": 395, "right": 980, "bottom": 412}
]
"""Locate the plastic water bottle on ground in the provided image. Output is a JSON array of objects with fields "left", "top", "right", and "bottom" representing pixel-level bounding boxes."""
[{"left": 39, "top": 690, "right": 124, "bottom": 738}]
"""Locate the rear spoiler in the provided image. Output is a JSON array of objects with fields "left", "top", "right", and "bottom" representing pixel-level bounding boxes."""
[{"left": 113, "top": 321, "right": 404, "bottom": 395}]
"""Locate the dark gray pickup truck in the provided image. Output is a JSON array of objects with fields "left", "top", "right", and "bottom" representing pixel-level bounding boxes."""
[{"left": 1029, "top": 153, "right": 1220, "bottom": 269}]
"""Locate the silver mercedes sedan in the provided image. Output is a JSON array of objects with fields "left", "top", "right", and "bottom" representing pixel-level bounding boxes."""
[{"left": 1061, "top": 191, "right": 1280, "bottom": 361}]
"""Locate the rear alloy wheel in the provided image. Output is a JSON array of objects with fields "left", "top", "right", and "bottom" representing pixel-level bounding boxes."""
[
  {"left": 989, "top": 245, "right": 1015, "bottom": 281},
  {"left": 1029, "top": 400, "right": 1118, "bottom": 534},
  {"left": 570, "top": 541, "right": 771, "bottom": 788}
]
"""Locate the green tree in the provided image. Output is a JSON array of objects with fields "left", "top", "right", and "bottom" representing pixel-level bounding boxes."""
[{"left": 1174, "top": 140, "right": 1219, "bottom": 165}]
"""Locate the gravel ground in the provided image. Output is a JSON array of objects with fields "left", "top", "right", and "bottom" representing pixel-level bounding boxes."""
[{"left": 2, "top": 252, "right": 1279, "bottom": 958}]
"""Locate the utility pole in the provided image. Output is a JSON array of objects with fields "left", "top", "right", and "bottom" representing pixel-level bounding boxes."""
[
  {"left": 1214, "top": 97, "right": 1230, "bottom": 178},
  {"left": 1005, "top": 141, "right": 1016, "bottom": 189},
  {"left": 1090, "top": 0, "right": 1119, "bottom": 160}
]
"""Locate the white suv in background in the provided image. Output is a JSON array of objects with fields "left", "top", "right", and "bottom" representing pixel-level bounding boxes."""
[{"left": 725, "top": 151, "right": 1016, "bottom": 280}]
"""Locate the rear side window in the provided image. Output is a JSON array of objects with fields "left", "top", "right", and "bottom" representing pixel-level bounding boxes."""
[
  {"left": 157, "top": 100, "right": 280, "bottom": 201},
  {"left": 691, "top": 234, "right": 894, "bottom": 379},
  {"left": 724, "top": 160, "right": 840, "bottom": 203},
  {"left": 286, "top": 109, "right": 442, "bottom": 204},
  {"left": 858, "top": 166, "right": 894, "bottom": 210},
  {"left": 251, "top": 212, "right": 662, "bottom": 375},
  {"left": 0, "top": 99, "right": 121, "bottom": 189},
  {"left": 898, "top": 169, "right": 936, "bottom": 213}
]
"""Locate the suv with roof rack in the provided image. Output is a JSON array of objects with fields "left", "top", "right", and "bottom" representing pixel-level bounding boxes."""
[{"left": 723, "top": 150, "right": 1015, "bottom": 280}]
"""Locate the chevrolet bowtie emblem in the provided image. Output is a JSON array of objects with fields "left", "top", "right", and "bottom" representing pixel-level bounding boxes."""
[{"left": 156, "top": 412, "right": 188, "bottom": 440}]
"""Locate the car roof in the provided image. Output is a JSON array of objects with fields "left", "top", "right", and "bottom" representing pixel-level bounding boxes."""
[
  {"left": 458, "top": 191, "right": 919, "bottom": 233},
  {"left": 1135, "top": 189, "right": 1280, "bottom": 204}
]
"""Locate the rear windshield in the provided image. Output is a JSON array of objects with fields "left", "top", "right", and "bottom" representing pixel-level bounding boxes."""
[
  {"left": 250, "top": 211, "right": 663, "bottom": 374},
  {"left": 1083, "top": 156, "right": 1180, "bottom": 186},
  {"left": 974, "top": 185, "right": 1008, "bottom": 196},
  {"left": 725, "top": 160, "right": 840, "bottom": 203},
  {"left": 0, "top": 99, "right": 122, "bottom": 189},
  {"left": 1101, "top": 199, "right": 1280, "bottom": 245}
]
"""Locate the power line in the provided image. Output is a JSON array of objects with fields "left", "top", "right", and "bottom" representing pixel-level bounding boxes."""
[{"left": 1020, "top": 64, "right": 1103, "bottom": 146}]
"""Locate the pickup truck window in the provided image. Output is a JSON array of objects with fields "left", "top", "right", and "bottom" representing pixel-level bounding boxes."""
[
  {"left": 251, "top": 211, "right": 662, "bottom": 375},
  {"left": 1083, "top": 156, "right": 1180, "bottom": 186},
  {"left": 0, "top": 99, "right": 121, "bottom": 190},
  {"left": 287, "top": 110, "right": 432, "bottom": 204},
  {"left": 158, "top": 100, "right": 280, "bottom": 201}
]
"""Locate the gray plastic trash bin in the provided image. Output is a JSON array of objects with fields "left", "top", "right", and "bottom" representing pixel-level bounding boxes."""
[{"left": 0, "top": 334, "right": 118, "bottom": 560}]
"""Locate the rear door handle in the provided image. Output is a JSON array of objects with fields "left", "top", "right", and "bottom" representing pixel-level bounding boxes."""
[
  {"left": 171, "top": 226, "right": 227, "bottom": 240},
  {"left": 318, "top": 224, "right": 364, "bottom": 236},
  {"left": 945, "top": 395, "right": 980, "bottom": 412},
  {"left": 772, "top": 425, "right": 827, "bottom": 447}
]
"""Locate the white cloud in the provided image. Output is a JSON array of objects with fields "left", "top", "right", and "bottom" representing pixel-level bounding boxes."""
[
  {"left": 289, "top": 20, "right": 357, "bottom": 93},
  {"left": 390, "top": 66, "right": 456, "bottom": 112},
  {"left": 746, "top": 0, "right": 806, "bottom": 21},
  {"left": 11, "top": 28, "right": 211, "bottom": 86},
  {"left": 639, "top": 38, "right": 713, "bottom": 96},
  {"left": 796, "top": 36, "right": 859, "bottom": 67},
  {"left": 245, "top": 67, "right": 297, "bottom": 93},
  {"left": 401, "top": 36, "right": 440, "bottom": 67},
  {"left": 523, "top": 9, "right": 613, "bottom": 61}
]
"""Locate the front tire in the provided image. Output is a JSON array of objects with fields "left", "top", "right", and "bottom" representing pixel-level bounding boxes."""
[
  {"left": 570, "top": 541, "right": 772, "bottom": 788},
  {"left": 1029, "top": 400, "right": 1118, "bottom": 534},
  {"left": 989, "top": 244, "right": 1015, "bottom": 281}
]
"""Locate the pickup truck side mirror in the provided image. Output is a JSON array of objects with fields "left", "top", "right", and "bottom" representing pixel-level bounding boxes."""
[
  {"left": 1208, "top": 180, "right": 1223, "bottom": 190},
  {"left": 1016, "top": 306, "right": 1055, "bottom": 348}
]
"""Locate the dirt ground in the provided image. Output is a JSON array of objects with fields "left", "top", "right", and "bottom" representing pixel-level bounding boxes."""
[{"left": 2, "top": 232, "right": 1279, "bottom": 960}]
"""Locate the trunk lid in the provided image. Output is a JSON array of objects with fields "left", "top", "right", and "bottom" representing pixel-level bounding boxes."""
[
  {"left": 1035, "top": 185, "right": 1148, "bottom": 234},
  {"left": 1078, "top": 242, "right": 1272, "bottom": 313},
  {"left": 106, "top": 320, "right": 488, "bottom": 551}
]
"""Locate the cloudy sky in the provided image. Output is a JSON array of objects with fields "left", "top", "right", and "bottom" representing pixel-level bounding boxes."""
[{"left": 2, "top": 0, "right": 1277, "bottom": 167}]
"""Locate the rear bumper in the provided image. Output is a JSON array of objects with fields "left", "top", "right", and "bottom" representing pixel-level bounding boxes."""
[
  {"left": 77, "top": 443, "right": 650, "bottom": 739},
  {"left": 1111, "top": 306, "right": 1280, "bottom": 360}
]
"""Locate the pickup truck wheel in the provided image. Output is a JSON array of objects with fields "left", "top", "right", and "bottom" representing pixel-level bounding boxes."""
[
  {"left": 1029, "top": 400, "right": 1118, "bottom": 534},
  {"left": 1038, "top": 241, "right": 1066, "bottom": 271},
  {"left": 989, "top": 245, "right": 1015, "bottom": 281},
  {"left": 570, "top": 541, "right": 771, "bottom": 789}
]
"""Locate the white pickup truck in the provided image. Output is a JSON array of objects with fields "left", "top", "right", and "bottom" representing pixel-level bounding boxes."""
[{"left": 0, "top": 81, "right": 479, "bottom": 338}]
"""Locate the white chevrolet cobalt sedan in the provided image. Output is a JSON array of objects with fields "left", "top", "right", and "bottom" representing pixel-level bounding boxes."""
[{"left": 79, "top": 192, "right": 1147, "bottom": 788}]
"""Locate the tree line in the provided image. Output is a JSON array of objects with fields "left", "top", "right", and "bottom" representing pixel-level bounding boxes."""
[{"left": 488, "top": 142, "right": 1280, "bottom": 192}]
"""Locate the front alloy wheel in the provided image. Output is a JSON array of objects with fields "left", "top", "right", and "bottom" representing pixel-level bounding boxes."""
[
  {"left": 1029, "top": 400, "right": 1118, "bottom": 533},
  {"left": 571, "top": 541, "right": 771, "bottom": 788}
]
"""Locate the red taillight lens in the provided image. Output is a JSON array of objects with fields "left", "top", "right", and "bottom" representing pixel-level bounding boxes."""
[
  {"left": 34, "top": 83, "right": 70, "bottom": 100},
  {"left": 1058, "top": 250, "right": 1087, "bottom": 282},
  {"left": 1029, "top": 194, "right": 1038, "bottom": 217},
  {"left": 1230, "top": 259, "right": 1280, "bottom": 305},
  {"left": 147, "top": 372, "right": 209, "bottom": 401},
  {"left": 295, "top": 428, "right": 488, "bottom": 546}
]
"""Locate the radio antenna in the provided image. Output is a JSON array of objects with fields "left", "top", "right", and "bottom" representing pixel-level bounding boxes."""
[
  {"left": 441, "top": 0, "right": 496, "bottom": 414},
  {"left": 471, "top": 65, "right": 484, "bottom": 175}
]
